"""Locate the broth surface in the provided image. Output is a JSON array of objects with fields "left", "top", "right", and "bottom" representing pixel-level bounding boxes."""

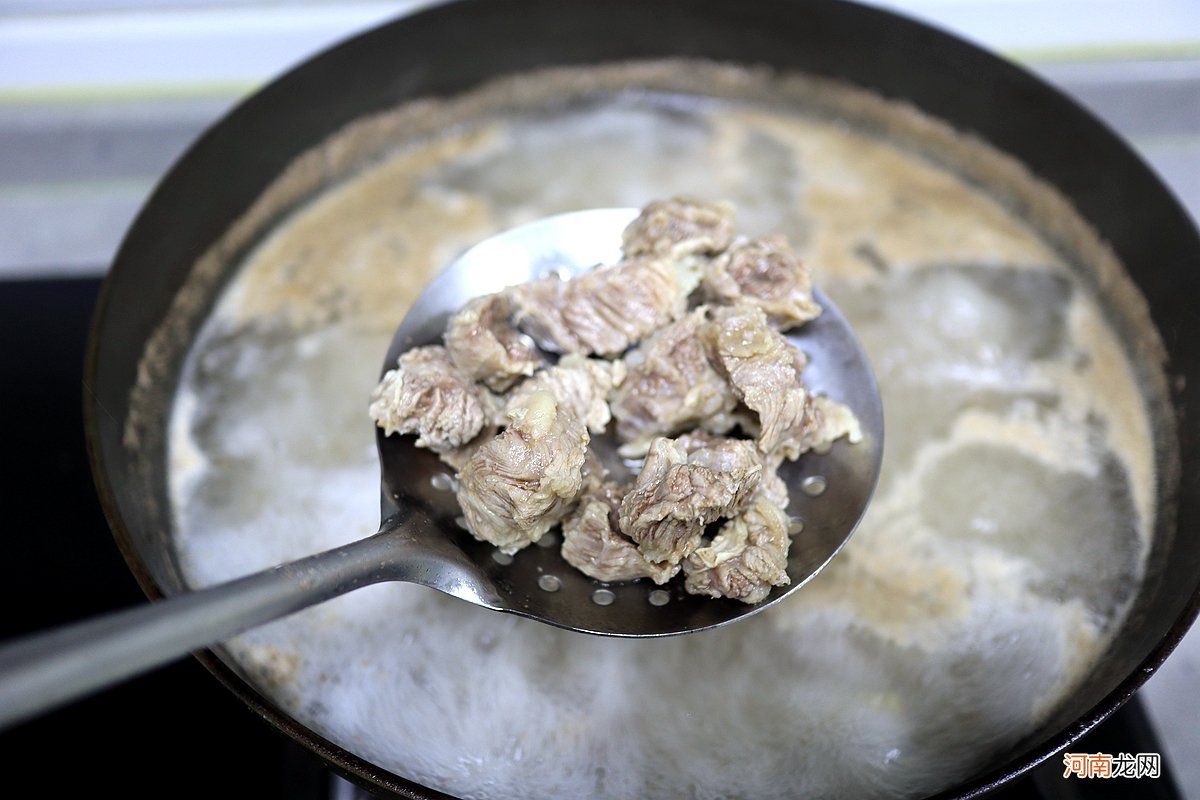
[{"left": 168, "top": 63, "right": 1156, "bottom": 799}]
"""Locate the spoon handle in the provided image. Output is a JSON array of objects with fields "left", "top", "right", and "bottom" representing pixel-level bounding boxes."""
[{"left": 0, "top": 510, "right": 488, "bottom": 731}]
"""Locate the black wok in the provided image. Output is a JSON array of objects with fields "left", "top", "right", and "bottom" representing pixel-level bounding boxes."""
[{"left": 85, "top": 0, "right": 1200, "bottom": 797}]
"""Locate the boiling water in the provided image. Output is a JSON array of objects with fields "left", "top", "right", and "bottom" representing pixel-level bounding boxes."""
[{"left": 167, "top": 64, "right": 1156, "bottom": 799}]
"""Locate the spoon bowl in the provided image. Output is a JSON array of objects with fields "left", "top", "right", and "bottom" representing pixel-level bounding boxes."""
[
  {"left": 0, "top": 208, "right": 882, "bottom": 731},
  {"left": 380, "top": 208, "right": 885, "bottom": 636}
]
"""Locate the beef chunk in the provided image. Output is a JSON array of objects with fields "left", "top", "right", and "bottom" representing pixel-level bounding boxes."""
[
  {"left": 618, "top": 436, "right": 761, "bottom": 567},
  {"left": 457, "top": 391, "right": 588, "bottom": 554},
  {"left": 368, "top": 345, "right": 490, "bottom": 453},
  {"left": 444, "top": 292, "right": 541, "bottom": 392},
  {"left": 502, "top": 355, "right": 625, "bottom": 435},
  {"left": 677, "top": 430, "right": 791, "bottom": 509},
  {"left": 808, "top": 395, "right": 864, "bottom": 450},
  {"left": 704, "top": 303, "right": 823, "bottom": 460},
  {"left": 683, "top": 499, "right": 791, "bottom": 604},
  {"left": 561, "top": 482, "right": 677, "bottom": 584},
  {"left": 702, "top": 235, "right": 821, "bottom": 330},
  {"left": 434, "top": 426, "right": 497, "bottom": 472},
  {"left": 610, "top": 308, "right": 740, "bottom": 456},
  {"left": 621, "top": 197, "right": 736, "bottom": 259},
  {"left": 508, "top": 256, "right": 685, "bottom": 358},
  {"left": 755, "top": 451, "right": 790, "bottom": 509}
]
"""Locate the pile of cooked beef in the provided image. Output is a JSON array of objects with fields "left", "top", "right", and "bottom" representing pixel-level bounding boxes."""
[{"left": 370, "top": 198, "right": 860, "bottom": 604}]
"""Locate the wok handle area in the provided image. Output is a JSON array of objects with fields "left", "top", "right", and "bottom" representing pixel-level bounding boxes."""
[{"left": 0, "top": 511, "right": 473, "bottom": 731}]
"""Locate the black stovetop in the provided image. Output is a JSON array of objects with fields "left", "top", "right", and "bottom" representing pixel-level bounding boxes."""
[{"left": 0, "top": 276, "right": 1182, "bottom": 799}]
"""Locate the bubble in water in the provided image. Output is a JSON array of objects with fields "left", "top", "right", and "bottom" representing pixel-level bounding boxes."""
[
  {"left": 538, "top": 575, "right": 562, "bottom": 592},
  {"left": 429, "top": 473, "right": 454, "bottom": 492},
  {"left": 788, "top": 516, "right": 805, "bottom": 535},
  {"left": 492, "top": 551, "right": 513, "bottom": 566},
  {"left": 648, "top": 590, "right": 670, "bottom": 607},
  {"left": 536, "top": 532, "right": 558, "bottom": 549}
]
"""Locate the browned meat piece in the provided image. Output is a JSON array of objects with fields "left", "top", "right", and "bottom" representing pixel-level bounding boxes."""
[
  {"left": 610, "top": 308, "right": 739, "bottom": 456},
  {"left": 444, "top": 293, "right": 541, "bottom": 392},
  {"left": 618, "top": 436, "right": 761, "bottom": 567},
  {"left": 702, "top": 235, "right": 822, "bottom": 330},
  {"left": 621, "top": 197, "right": 736, "bottom": 259},
  {"left": 683, "top": 499, "right": 791, "bottom": 604},
  {"left": 501, "top": 355, "right": 625, "bottom": 435},
  {"left": 561, "top": 482, "right": 677, "bottom": 584},
  {"left": 457, "top": 391, "right": 589, "bottom": 554},
  {"left": 368, "top": 345, "right": 490, "bottom": 453},
  {"left": 704, "top": 303, "right": 824, "bottom": 460},
  {"left": 508, "top": 256, "right": 683, "bottom": 357}
]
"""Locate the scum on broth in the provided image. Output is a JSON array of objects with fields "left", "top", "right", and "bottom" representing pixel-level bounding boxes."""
[{"left": 166, "top": 63, "right": 1157, "bottom": 800}]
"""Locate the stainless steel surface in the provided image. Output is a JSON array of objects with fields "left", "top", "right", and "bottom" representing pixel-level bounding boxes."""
[{"left": 0, "top": 208, "right": 884, "bottom": 731}]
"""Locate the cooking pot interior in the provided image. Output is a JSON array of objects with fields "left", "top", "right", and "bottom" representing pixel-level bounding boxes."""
[{"left": 86, "top": 1, "right": 1200, "bottom": 798}]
